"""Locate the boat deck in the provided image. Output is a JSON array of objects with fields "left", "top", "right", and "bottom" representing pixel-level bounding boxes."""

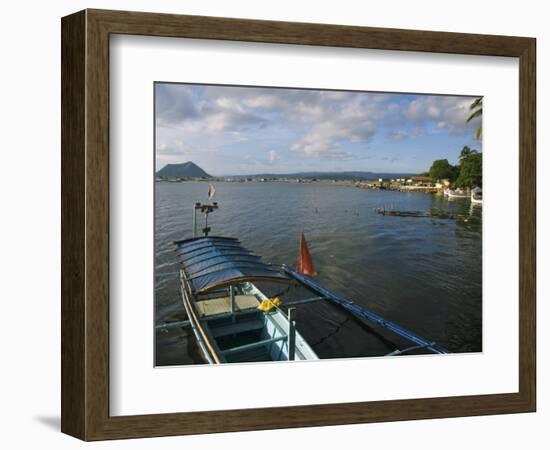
[{"left": 195, "top": 294, "right": 259, "bottom": 317}]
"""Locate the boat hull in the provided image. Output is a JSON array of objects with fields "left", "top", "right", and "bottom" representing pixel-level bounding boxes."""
[
  {"left": 447, "top": 193, "right": 469, "bottom": 198},
  {"left": 180, "top": 274, "right": 318, "bottom": 364}
]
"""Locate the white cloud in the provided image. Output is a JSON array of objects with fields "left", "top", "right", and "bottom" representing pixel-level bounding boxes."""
[
  {"left": 155, "top": 84, "right": 199, "bottom": 126},
  {"left": 268, "top": 150, "right": 280, "bottom": 162},
  {"left": 168, "top": 86, "right": 386, "bottom": 159},
  {"left": 388, "top": 127, "right": 426, "bottom": 141},
  {"left": 400, "top": 95, "right": 481, "bottom": 134},
  {"left": 155, "top": 83, "right": 482, "bottom": 172},
  {"left": 204, "top": 109, "right": 268, "bottom": 132},
  {"left": 389, "top": 130, "right": 408, "bottom": 141},
  {"left": 291, "top": 112, "right": 375, "bottom": 158},
  {"left": 287, "top": 94, "right": 380, "bottom": 158}
]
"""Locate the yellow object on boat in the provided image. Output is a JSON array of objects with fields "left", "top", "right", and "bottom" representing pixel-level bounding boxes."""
[{"left": 257, "top": 297, "right": 281, "bottom": 312}]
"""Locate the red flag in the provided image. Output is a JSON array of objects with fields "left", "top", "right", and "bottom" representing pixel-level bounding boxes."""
[
  {"left": 207, "top": 183, "right": 216, "bottom": 200},
  {"left": 296, "top": 231, "right": 317, "bottom": 276}
]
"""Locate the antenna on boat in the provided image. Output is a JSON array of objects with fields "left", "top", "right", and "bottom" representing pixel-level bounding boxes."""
[
  {"left": 192, "top": 183, "right": 219, "bottom": 237},
  {"left": 192, "top": 202, "right": 200, "bottom": 237},
  {"left": 193, "top": 202, "right": 218, "bottom": 237}
]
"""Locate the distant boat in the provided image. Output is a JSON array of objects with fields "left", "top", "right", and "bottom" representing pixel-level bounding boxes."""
[
  {"left": 471, "top": 187, "right": 483, "bottom": 205},
  {"left": 446, "top": 188, "right": 469, "bottom": 199}
]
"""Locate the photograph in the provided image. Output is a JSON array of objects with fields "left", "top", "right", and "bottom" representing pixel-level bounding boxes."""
[
  {"left": 0, "top": 0, "right": 541, "bottom": 445},
  {"left": 154, "top": 83, "right": 483, "bottom": 366}
]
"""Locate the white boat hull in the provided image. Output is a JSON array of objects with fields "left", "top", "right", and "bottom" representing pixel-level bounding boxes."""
[
  {"left": 181, "top": 275, "right": 319, "bottom": 364},
  {"left": 471, "top": 197, "right": 483, "bottom": 205}
]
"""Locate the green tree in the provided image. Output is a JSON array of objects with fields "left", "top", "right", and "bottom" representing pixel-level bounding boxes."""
[
  {"left": 429, "top": 159, "right": 458, "bottom": 182},
  {"left": 466, "top": 97, "right": 483, "bottom": 140},
  {"left": 455, "top": 152, "right": 482, "bottom": 188},
  {"left": 459, "top": 145, "right": 476, "bottom": 160}
]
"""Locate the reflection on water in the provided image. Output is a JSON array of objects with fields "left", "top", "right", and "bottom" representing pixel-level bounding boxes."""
[{"left": 155, "top": 182, "right": 482, "bottom": 365}]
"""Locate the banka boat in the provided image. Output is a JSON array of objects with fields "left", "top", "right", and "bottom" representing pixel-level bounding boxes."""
[
  {"left": 471, "top": 187, "right": 483, "bottom": 205},
  {"left": 160, "top": 196, "right": 448, "bottom": 364}
]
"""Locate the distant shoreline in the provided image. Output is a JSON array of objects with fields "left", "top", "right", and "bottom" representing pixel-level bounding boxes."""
[
  {"left": 155, "top": 177, "right": 449, "bottom": 194},
  {"left": 155, "top": 176, "right": 411, "bottom": 183}
]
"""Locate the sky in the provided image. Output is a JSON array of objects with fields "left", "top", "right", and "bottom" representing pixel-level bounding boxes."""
[{"left": 155, "top": 83, "right": 482, "bottom": 176}]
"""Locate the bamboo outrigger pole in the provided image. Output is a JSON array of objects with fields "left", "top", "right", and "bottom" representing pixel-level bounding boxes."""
[{"left": 283, "top": 266, "right": 448, "bottom": 355}]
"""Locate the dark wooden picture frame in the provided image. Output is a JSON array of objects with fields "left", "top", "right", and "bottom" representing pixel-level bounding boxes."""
[{"left": 61, "top": 9, "right": 536, "bottom": 441}]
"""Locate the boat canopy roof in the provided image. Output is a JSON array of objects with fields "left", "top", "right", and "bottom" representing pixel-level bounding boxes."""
[{"left": 175, "top": 236, "right": 291, "bottom": 294}]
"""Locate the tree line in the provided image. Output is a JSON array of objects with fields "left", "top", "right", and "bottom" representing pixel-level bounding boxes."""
[
  {"left": 425, "top": 146, "right": 482, "bottom": 188},
  {"left": 421, "top": 98, "right": 483, "bottom": 189}
]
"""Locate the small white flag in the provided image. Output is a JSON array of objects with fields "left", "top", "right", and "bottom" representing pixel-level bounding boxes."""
[{"left": 207, "top": 183, "right": 216, "bottom": 200}]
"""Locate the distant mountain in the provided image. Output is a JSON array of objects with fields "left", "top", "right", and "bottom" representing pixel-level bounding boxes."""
[
  {"left": 226, "top": 171, "right": 415, "bottom": 181},
  {"left": 156, "top": 162, "right": 211, "bottom": 179}
]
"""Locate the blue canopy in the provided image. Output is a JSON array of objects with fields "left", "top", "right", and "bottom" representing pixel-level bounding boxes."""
[{"left": 175, "top": 236, "right": 291, "bottom": 294}]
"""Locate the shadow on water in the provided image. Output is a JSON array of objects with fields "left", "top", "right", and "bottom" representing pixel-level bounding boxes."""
[{"left": 155, "top": 182, "right": 482, "bottom": 365}]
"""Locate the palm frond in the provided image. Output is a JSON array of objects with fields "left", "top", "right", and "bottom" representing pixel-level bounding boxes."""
[
  {"left": 469, "top": 97, "right": 483, "bottom": 110},
  {"left": 475, "top": 124, "right": 483, "bottom": 140},
  {"left": 466, "top": 109, "right": 482, "bottom": 123}
]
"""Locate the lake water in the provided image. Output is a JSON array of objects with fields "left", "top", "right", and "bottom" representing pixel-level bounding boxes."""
[{"left": 155, "top": 181, "right": 482, "bottom": 366}]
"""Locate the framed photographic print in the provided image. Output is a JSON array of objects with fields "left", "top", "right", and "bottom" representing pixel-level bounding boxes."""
[{"left": 61, "top": 9, "right": 536, "bottom": 440}]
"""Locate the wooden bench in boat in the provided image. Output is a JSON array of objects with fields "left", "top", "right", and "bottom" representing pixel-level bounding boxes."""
[{"left": 195, "top": 294, "right": 259, "bottom": 317}]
